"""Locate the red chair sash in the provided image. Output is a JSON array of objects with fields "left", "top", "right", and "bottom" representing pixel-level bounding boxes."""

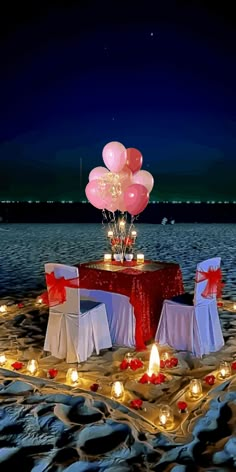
[
  {"left": 196, "top": 267, "right": 223, "bottom": 299},
  {"left": 41, "top": 272, "right": 80, "bottom": 307}
]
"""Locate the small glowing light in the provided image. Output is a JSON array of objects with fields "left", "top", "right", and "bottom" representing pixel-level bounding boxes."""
[
  {"left": 159, "top": 405, "right": 174, "bottom": 427},
  {"left": 218, "top": 361, "right": 231, "bottom": 380},
  {"left": 189, "top": 379, "right": 202, "bottom": 399},
  {"left": 36, "top": 297, "right": 43, "bottom": 305},
  {"left": 111, "top": 381, "right": 124, "bottom": 400},
  {"left": 233, "top": 303, "right": 236, "bottom": 311},
  {"left": 104, "top": 253, "right": 112, "bottom": 262},
  {"left": 161, "top": 352, "right": 169, "bottom": 362},
  {"left": 0, "top": 354, "right": 6, "bottom": 366},
  {"left": 119, "top": 219, "right": 126, "bottom": 229},
  {"left": 137, "top": 253, "right": 144, "bottom": 264},
  {"left": 0, "top": 305, "right": 7, "bottom": 313},
  {"left": 107, "top": 230, "right": 113, "bottom": 238},
  {"left": 27, "top": 359, "right": 38, "bottom": 375},
  {"left": 147, "top": 344, "right": 160, "bottom": 377},
  {"left": 66, "top": 368, "right": 79, "bottom": 385},
  {"left": 131, "top": 230, "right": 137, "bottom": 237}
]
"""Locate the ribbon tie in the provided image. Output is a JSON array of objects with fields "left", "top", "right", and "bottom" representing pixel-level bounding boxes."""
[
  {"left": 41, "top": 271, "right": 80, "bottom": 307},
  {"left": 196, "top": 267, "right": 223, "bottom": 299}
]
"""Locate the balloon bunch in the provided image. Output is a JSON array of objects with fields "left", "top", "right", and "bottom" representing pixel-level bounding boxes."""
[{"left": 85, "top": 141, "right": 154, "bottom": 215}]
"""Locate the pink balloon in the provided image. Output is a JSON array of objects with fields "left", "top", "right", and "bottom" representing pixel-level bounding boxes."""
[
  {"left": 85, "top": 180, "right": 106, "bottom": 210},
  {"left": 125, "top": 148, "right": 143, "bottom": 173},
  {"left": 117, "top": 165, "right": 132, "bottom": 192},
  {"left": 105, "top": 200, "right": 118, "bottom": 212},
  {"left": 124, "top": 184, "right": 149, "bottom": 216},
  {"left": 132, "top": 170, "right": 154, "bottom": 193},
  {"left": 89, "top": 166, "right": 109, "bottom": 182},
  {"left": 102, "top": 141, "right": 127, "bottom": 173}
]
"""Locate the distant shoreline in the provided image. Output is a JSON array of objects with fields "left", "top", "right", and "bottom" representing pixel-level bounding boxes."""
[{"left": 0, "top": 202, "right": 236, "bottom": 223}]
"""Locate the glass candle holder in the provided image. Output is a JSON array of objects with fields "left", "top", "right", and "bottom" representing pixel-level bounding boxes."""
[
  {"left": 107, "top": 230, "right": 113, "bottom": 238},
  {"left": 104, "top": 253, "right": 112, "bottom": 262},
  {"left": 218, "top": 361, "right": 231, "bottom": 380},
  {"left": 233, "top": 303, "right": 236, "bottom": 311},
  {"left": 66, "top": 368, "right": 79, "bottom": 386},
  {"left": 137, "top": 254, "right": 144, "bottom": 264},
  {"left": 131, "top": 230, "right": 137, "bottom": 238},
  {"left": 119, "top": 220, "right": 126, "bottom": 230},
  {"left": 0, "top": 305, "right": 7, "bottom": 313},
  {"left": 111, "top": 381, "right": 124, "bottom": 400},
  {"left": 161, "top": 352, "right": 169, "bottom": 362},
  {"left": 27, "top": 359, "right": 38, "bottom": 375},
  {"left": 189, "top": 379, "right": 202, "bottom": 399},
  {"left": 125, "top": 352, "right": 134, "bottom": 362},
  {"left": 159, "top": 405, "right": 174, "bottom": 427},
  {"left": 0, "top": 353, "right": 6, "bottom": 366}
]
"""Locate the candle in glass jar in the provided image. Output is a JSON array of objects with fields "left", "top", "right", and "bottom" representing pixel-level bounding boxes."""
[
  {"left": 218, "top": 361, "right": 231, "bottom": 379},
  {"left": 27, "top": 359, "right": 38, "bottom": 375},
  {"left": 104, "top": 253, "right": 112, "bottom": 262},
  {"left": 158, "top": 405, "right": 174, "bottom": 427},
  {"left": 189, "top": 379, "right": 202, "bottom": 399},
  {"left": 107, "top": 230, "right": 113, "bottom": 238},
  {"left": 66, "top": 368, "right": 79, "bottom": 385},
  {"left": 111, "top": 381, "right": 124, "bottom": 400},
  {"left": 0, "top": 354, "right": 6, "bottom": 366},
  {"left": 233, "top": 303, "right": 236, "bottom": 311},
  {"left": 137, "top": 254, "right": 144, "bottom": 264},
  {"left": 0, "top": 305, "right": 7, "bottom": 313},
  {"left": 131, "top": 230, "right": 137, "bottom": 238},
  {"left": 119, "top": 220, "right": 126, "bottom": 230}
]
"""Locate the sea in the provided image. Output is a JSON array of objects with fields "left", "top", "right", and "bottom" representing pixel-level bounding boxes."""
[{"left": 0, "top": 223, "right": 236, "bottom": 300}]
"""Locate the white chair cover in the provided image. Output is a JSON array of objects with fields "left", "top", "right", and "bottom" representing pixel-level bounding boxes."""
[
  {"left": 80, "top": 289, "right": 135, "bottom": 347},
  {"left": 155, "top": 258, "right": 224, "bottom": 357},
  {"left": 43, "top": 263, "right": 112, "bottom": 363}
]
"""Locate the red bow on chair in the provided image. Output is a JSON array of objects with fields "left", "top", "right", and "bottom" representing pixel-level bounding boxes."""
[
  {"left": 195, "top": 267, "right": 223, "bottom": 299},
  {"left": 41, "top": 272, "right": 80, "bottom": 307}
]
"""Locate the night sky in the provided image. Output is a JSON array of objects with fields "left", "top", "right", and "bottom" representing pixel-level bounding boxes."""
[{"left": 0, "top": 1, "right": 235, "bottom": 201}]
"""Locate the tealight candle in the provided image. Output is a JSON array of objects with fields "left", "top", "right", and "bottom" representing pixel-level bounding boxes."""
[
  {"left": 111, "top": 381, "right": 124, "bottom": 400},
  {"left": 0, "top": 305, "right": 7, "bottom": 313},
  {"left": 218, "top": 361, "right": 231, "bottom": 380},
  {"left": 119, "top": 220, "right": 126, "bottom": 230},
  {"left": 36, "top": 297, "right": 43, "bottom": 305},
  {"left": 107, "top": 230, "right": 113, "bottom": 238},
  {"left": 131, "top": 230, "right": 137, "bottom": 238},
  {"left": 233, "top": 303, "right": 236, "bottom": 311},
  {"left": 137, "top": 253, "right": 144, "bottom": 264},
  {"left": 159, "top": 405, "right": 174, "bottom": 427},
  {"left": 0, "top": 354, "right": 6, "bottom": 366},
  {"left": 66, "top": 368, "right": 79, "bottom": 385},
  {"left": 104, "top": 253, "right": 112, "bottom": 262},
  {"left": 27, "top": 359, "right": 38, "bottom": 375},
  {"left": 189, "top": 379, "right": 202, "bottom": 399}
]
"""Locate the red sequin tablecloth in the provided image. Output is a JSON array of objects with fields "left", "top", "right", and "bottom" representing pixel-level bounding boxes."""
[{"left": 78, "top": 260, "right": 184, "bottom": 350}]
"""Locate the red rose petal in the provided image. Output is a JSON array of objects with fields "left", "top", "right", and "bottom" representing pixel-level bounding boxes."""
[
  {"left": 231, "top": 361, "right": 236, "bottom": 370},
  {"left": 160, "top": 360, "right": 165, "bottom": 369},
  {"left": 11, "top": 361, "right": 23, "bottom": 370},
  {"left": 90, "top": 383, "right": 99, "bottom": 392},
  {"left": 48, "top": 369, "right": 58, "bottom": 379},
  {"left": 130, "top": 398, "right": 143, "bottom": 410},
  {"left": 177, "top": 401, "right": 187, "bottom": 411},
  {"left": 120, "top": 359, "right": 129, "bottom": 370}
]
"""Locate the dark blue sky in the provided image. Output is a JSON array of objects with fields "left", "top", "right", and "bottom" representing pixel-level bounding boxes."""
[{"left": 0, "top": 1, "right": 235, "bottom": 201}]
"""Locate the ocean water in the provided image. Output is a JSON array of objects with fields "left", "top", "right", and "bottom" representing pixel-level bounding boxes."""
[{"left": 0, "top": 223, "right": 236, "bottom": 298}]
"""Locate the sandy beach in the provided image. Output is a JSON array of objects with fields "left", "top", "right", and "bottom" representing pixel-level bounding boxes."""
[{"left": 0, "top": 223, "right": 236, "bottom": 470}]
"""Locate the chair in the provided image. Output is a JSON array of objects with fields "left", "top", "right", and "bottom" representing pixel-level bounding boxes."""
[
  {"left": 43, "top": 263, "right": 112, "bottom": 363},
  {"left": 155, "top": 258, "right": 224, "bottom": 357},
  {"left": 80, "top": 288, "right": 135, "bottom": 347}
]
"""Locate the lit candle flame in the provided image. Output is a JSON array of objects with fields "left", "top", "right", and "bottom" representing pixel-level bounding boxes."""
[
  {"left": 147, "top": 344, "right": 160, "bottom": 376},
  {"left": 0, "top": 305, "right": 7, "bottom": 313},
  {"left": 0, "top": 354, "right": 6, "bottom": 366},
  {"left": 27, "top": 359, "right": 38, "bottom": 375},
  {"left": 111, "top": 381, "right": 124, "bottom": 399}
]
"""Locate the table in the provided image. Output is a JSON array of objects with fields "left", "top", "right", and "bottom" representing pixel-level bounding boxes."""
[{"left": 78, "top": 260, "right": 184, "bottom": 350}]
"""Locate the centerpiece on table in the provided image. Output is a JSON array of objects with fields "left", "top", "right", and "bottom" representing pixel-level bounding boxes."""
[{"left": 85, "top": 141, "right": 155, "bottom": 261}]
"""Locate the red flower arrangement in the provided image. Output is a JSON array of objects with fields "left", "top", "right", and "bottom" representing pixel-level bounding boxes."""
[
  {"left": 130, "top": 398, "right": 143, "bottom": 410},
  {"left": 139, "top": 372, "right": 166, "bottom": 384},
  {"left": 231, "top": 361, "right": 236, "bottom": 370},
  {"left": 47, "top": 368, "right": 58, "bottom": 379},
  {"left": 160, "top": 357, "right": 178, "bottom": 369},
  {"left": 120, "top": 358, "right": 143, "bottom": 371},
  {"left": 90, "top": 383, "right": 99, "bottom": 392},
  {"left": 204, "top": 374, "right": 216, "bottom": 386},
  {"left": 177, "top": 401, "right": 188, "bottom": 413},
  {"left": 11, "top": 361, "right": 23, "bottom": 370}
]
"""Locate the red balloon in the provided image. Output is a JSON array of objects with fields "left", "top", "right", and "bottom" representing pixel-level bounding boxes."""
[
  {"left": 125, "top": 148, "right": 143, "bottom": 173},
  {"left": 124, "top": 184, "right": 149, "bottom": 216}
]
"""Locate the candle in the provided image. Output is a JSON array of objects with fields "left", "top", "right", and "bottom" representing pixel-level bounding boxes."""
[
  {"left": 218, "top": 361, "right": 231, "bottom": 380},
  {"left": 161, "top": 352, "right": 169, "bottom": 362},
  {"left": 0, "top": 354, "right": 6, "bottom": 366},
  {"left": 66, "top": 368, "right": 79, "bottom": 385},
  {"left": 36, "top": 297, "right": 43, "bottom": 305},
  {"left": 159, "top": 405, "right": 174, "bottom": 427},
  {"left": 137, "top": 253, "right": 144, "bottom": 264},
  {"left": 233, "top": 303, "right": 236, "bottom": 311},
  {"left": 104, "top": 253, "right": 112, "bottom": 262},
  {"left": 189, "top": 379, "right": 202, "bottom": 399},
  {"left": 111, "top": 381, "right": 124, "bottom": 400},
  {"left": 119, "top": 220, "right": 126, "bottom": 230},
  {"left": 107, "top": 230, "right": 113, "bottom": 238},
  {"left": 147, "top": 344, "right": 160, "bottom": 377},
  {"left": 27, "top": 359, "right": 38, "bottom": 375},
  {"left": 131, "top": 230, "right": 137, "bottom": 238},
  {"left": 0, "top": 305, "right": 7, "bottom": 313}
]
